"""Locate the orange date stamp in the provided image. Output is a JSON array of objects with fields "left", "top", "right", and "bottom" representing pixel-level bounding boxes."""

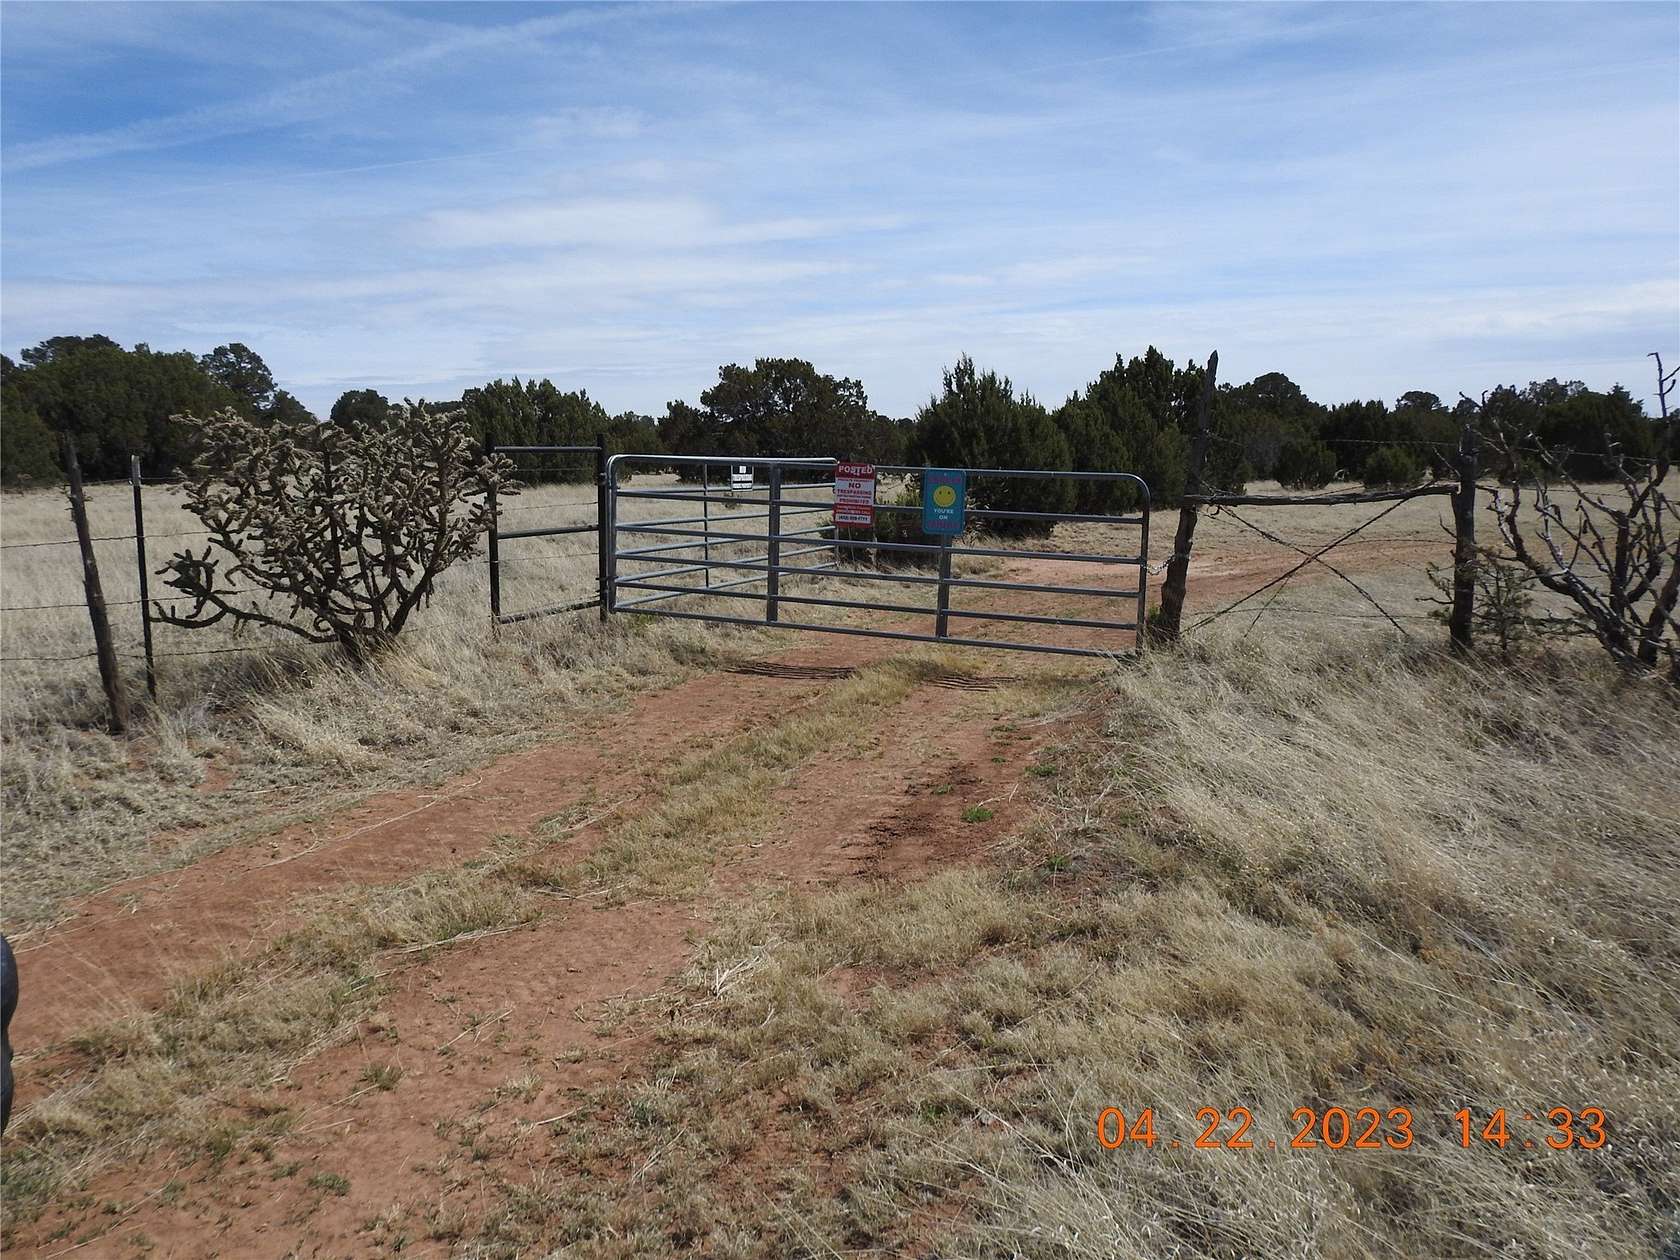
[{"left": 1096, "top": 1106, "right": 1608, "bottom": 1152}]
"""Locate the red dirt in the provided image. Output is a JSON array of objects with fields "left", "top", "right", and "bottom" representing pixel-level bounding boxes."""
[{"left": 12, "top": 644, "right": 881, "bottom": 1050}]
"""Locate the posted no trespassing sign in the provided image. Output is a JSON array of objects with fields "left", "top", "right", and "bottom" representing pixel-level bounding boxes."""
[{"left": 834, "top": 462, "right": 877, "bottom": 527}]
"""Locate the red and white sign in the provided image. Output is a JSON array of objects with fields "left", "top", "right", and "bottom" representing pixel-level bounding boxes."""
[{"left": 833, "top": 462, "right": 877, "bottom": 527}]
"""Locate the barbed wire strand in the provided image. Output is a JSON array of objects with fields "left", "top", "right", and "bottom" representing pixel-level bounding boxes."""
[
  {"left": 1184, "top": 495, "right": 1418, "bottom": 637},
  {"left": 1, "top": 534, "right": 134, "bottom": 550},
  {"left": 495, "top": 499, "right": 599, "bottom": 514},
  {"left": 2, "top": 587, "right": 258, "bottom": 613}
]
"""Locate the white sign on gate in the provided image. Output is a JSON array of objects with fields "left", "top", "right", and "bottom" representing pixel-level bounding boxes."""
[{"left": 833, "top": 462, "right": 877, "bottom": 527}]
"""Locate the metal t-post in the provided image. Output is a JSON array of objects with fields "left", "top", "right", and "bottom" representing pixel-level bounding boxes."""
[
  {"left": 766, "top": 463, "right": 782, "bottom": 623},
  {"left": 595, "top": 432, "right": 609, "bottom": 621},
  {"left": 485, "top": 436, "right": 501, "bottom": 620}
]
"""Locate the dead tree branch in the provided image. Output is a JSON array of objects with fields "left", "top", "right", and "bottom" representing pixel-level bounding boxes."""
[{"left": 1477, "top": 354, "right": 1678, "bottom": 681}]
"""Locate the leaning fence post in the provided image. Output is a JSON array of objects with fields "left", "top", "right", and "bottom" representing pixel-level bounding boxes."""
[
  {"left": 1449, "top": 417, "right": 1479, "bottom": 653},
  {"left": 485, "top": 433, "right": 502, "bottom": 620},
  {"left": 1155, "top": 350, "right": 1218, "bottom": 642},
  {"left": 766, "top": 463, "right": 782, "bottom": 623},
  {"left": 64, "top": 437, "right": 130, "bottom": 734},
  {"left": 129, "top": 455, "right": 157, "bottom": 699},
  {"left": 595, "top": 432, "right": 609, "bottom": 621}
]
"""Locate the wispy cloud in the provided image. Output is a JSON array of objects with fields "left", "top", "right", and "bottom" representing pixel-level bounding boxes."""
[
  {"left": 1, "top": 4, "right": 677, "bottom": 172},
  {"left": 419, "top": 197, "right": 907, "bottom": 251}
]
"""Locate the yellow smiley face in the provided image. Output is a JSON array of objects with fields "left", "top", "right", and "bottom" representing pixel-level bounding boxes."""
[{"left": 933, "top": 484, "right": 957, "bottom": 508}]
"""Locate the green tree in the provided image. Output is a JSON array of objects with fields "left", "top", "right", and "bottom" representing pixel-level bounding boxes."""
[
  {"left": 699, "top": 358, "right": 889, "bottom": 464},
  {"left": 266, "top": 390, "right": 316, "bottom": 428},
  {"left": 4, "top": 337, "right": 239, "bottom": 479},
  {"left": 607, "top": 410, "right": 662, "bottom": 456},
  {"left": 0, "top": 355, "right": 59, "bottom": 484},
  {"left": 1220, "top": 371, "right": 1325, "bottom": 479},
  {"left": 912, "top": 356, "right": 1073, "bottom": 529},
  {"left": 1274, "top": 435, "right": 1338, "bottom": 489},
  {"left": 658, "top": 399, "right": 718, "bottom": 467},
  {"left": 1529, "top": 380, "right": 1658, "bottom": 477},
  {"left": 1361, "top": 444, "right": 1423, "bottom": 489},
  {"left": 328, "top": 389, "right": 393, "bottom": 434},
  {"left": 200, "top": 342, "right": 277, "bottom": 417},
  {"left": 454, "top": 378, "right": 612, "bottom": 482},
  {"left": 19, "top": 334, "right": 119, "bottom": 367},
  {"left": 1050, "top": 348, "right": 1238, "bottom": 510}
]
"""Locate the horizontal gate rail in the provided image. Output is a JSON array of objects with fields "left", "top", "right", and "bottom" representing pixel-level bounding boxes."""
[
  {"left": 603, "top": 453, "right": 1150, "bottom": 658},
  {"left": 615, "top": 522, "right": 1142, "bottom": 566},
  {"left": 614, "top": 552, "right": 1139, "bottom": 600},
  {"left": 610, "top": 579, "right": 1138, "bottom": 633},
  {"left": 618, "top": 545, "right": 835, "bottom": 590},
  {"left": 870, "top": 502, "right": 1146, "bottom": 527},
  {"left": 612, "top": 505, "right": 827, "bottom": 530},
  {"left": 622, "top": 606, "right": 1134, "bottom": 660},
  {"left": 615, "top": 524, "right": 831, "bottom": 561}
]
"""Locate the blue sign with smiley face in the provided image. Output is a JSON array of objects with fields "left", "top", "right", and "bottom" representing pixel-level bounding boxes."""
[{"left": 922, "top": 468, "right": 967, "bottom": 535}]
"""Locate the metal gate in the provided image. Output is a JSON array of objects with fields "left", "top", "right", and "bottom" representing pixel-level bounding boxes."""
[
  {"left": 484, "top": 440, "right": 608, "bottom": 624},
  {"left": 602, "top": 455, "right": 1150, "bottom": 659}
]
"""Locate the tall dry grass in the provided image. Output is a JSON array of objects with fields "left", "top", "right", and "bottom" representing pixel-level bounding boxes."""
[{"left": 492, "top": 610, "right": 1679, "bottom": 1259}]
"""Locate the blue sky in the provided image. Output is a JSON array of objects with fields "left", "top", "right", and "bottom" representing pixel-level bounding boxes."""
[{"left": 2, "top": 1, "right": 1676, "bottom": 418}]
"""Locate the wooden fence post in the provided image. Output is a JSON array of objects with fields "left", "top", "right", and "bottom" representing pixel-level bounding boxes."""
[
  {"left": 1154, "top": 350, "right": 1218, "bottom": 642},
  {"left": 64, "top": 437, "right": 130, "bottom": 734},
  {"left": 1448, "top": 417, "right": 1479, "bottom": 652}
]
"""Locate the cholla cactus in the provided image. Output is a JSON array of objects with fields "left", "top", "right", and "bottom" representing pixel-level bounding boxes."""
[{"left": 155, "top": 401, "right": 514, "bottom": 660}]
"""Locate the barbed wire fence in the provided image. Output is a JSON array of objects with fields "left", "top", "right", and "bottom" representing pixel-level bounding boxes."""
[
  {"left": 1153, "top": 353, "right": 1480, "bottom": 649},
  {"left": 0, "top": 448, "right": 315, "bottom": 726},
  {"left": 1, "top": 445, "right": 609, "bottom": 724}
]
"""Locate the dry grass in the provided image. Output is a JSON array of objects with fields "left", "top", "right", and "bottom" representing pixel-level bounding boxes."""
[{"left": 465, "top": 621, "right": 1679, "bottom": 1259}]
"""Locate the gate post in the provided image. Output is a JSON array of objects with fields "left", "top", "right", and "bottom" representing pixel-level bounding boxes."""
[
  {"left": 1135, "top": 495, "right": 1150, "bottom": 654},
  {"left": 485, "top": 434, "right": 502, "bottom": 620},
  {"left": 595, "top": 432, "right": 609, "bottom": 621},
  {"left": 1155, "top": 350, "right": 1218, "bottom": 642},
  {"left": 766, "top": 463, "right": 782, "bottom": 622},
  {"left": 935, "top": 536, "right": 953, "bottom": 638}
]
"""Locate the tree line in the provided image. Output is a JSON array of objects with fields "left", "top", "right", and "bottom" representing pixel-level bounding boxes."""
[{"left": 2, "top": 333, "right": 1666, "bottom": 499}]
